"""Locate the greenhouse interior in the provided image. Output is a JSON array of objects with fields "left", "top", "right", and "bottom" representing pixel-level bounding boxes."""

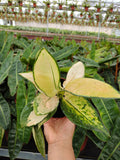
[{"left": 0, "top": 0, "right": 120, "bottom": 160}]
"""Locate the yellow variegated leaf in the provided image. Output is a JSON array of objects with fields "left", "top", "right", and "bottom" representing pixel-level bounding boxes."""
[
  {"left": 19, "top": 72, "right": 40, "bottom": 91},
  {"left": 32, "top": 126, "right": 45, "bottom": 158},
  {"left": 63, "top": 62, "right": 85, "bottom": 87},
  {"left": 33, "top": 48, "right": 60, "bottom": 97},
  {"left": 27, "top": 111, "right": 47, "bottom": 127},
  {"left": 65, "top": 78, "right": 120, "bottom": 98},
  {"left": 19, "top": 72, "right": 34, "bottom": 83},
  {"left": 33, "top": 93, "right": 59, "bottom": 115},
  {"left": 61, "top": 92, "right": 109, "bottom": 138}
]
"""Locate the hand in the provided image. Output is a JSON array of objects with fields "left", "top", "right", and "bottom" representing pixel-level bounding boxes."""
[
  {"left": 44, "top": 117, "right": 75, "bottom": 145},
  {"left": 44, "top": 117, "right": 76, "bottom": 160}
]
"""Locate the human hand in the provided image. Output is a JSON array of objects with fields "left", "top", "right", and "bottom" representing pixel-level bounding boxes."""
[
  {"left": 44, "top": 117, "right": 75, "bottom": 145},
  {"left": 44, "top": 117, "right": 75, "bottom": 160}
]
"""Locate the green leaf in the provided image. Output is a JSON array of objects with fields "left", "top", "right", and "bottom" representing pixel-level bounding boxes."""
[
  {"left": 0, "top": 93, "right": 10, "bottom": 129},
  {"left": 101, "top": 69, "right": 117, "bottom": 89},
  {"left": 0, "top": 31, "right": 6, "bottom": 50},
  {"left": 61, "top": 93, "right": 109, "bottom": 137},
  {"left": 29, "top": 44, "right": 40, "bottom": 60},
  {"left": 21, "top": 41, "right": 36, "bottom": 60},
  {"left": 32, "top": 126, "right": 45, "bottom": 158},
  {"left": 99, "top": 55, "right": 120, "bottom": 65},
  {"left": 85, "top": 67, "right": 98, "bottom": 78},
  {"left": 52, "top": 45, "right": 78, "bottom": 61},
  {"left": 8, "top": 53, "right": 23, "bottom": 96},
  {"left": 74, "top": 55, "right": 99, "bottom": 68},
  {"left": 92, "top": 98, "right": 119, "bottom": 130},
  {"left": 0, "top": 51, "right": 13, "bottom": 84},
  {"left": 65, "top": 78, "right": 120, "bottom": 99},
  {"left": 93, "top": 130, "right": 109, "bottom": 142},
  {"left": 16, "top": 80, "right": 26, "bottom": 125},
  {"left": 87, "top": 47, "right": 109, "bottom": 63},
  {"left": 16, "top": 81, "right": 31, "bottom": 143},
  {"left": 87, "top": 131, "right": 105, "bottom": 150},
  {"left": 27, "top": 81, "right": 37, "bottom": 107},
  {"left": 33, "top": 48, "right": 60, "bottom": 97},
  {"left": 13, "top": 38, "right": 30, "bottom": 49},
  {"left": 8, "top": 119, "right": 23, "bottom": 160},
  {"left": 89, "top": 41, "right": 96, "bottom": 60},
  {"left": 20, "top": 105, "right": 33, "bottom": 128},
  {"left": 73, "top": 126, "right": 86, "bottom": 158},
  {"left": 0, "top": 31, "right": 14, "bottom": 62},
  {"left": 0, "top": 126, "right": 4, "bottom": 147},
  {"left": 98, "top": 116, "right": 120, "bottom": 160},
  {"left": 118, "top": 71, "right": 120, "bottom": 90}
]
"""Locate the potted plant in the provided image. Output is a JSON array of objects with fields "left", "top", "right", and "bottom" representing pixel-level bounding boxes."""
[
  {"left": 18, "top": 0, "right": 23, "bottom": 6},
  {"left": 80, "top": 12, "right": 84, "bottom": 18},
  {"left": 38, "top": 12, "right": 42, "bottom": 17},
  {"left": 59, "top": 3, "right": 63, "bottom": 10},
  {"left": 10, "top": 6, "right": 14, "bottom": 12},
  {"left": 19, "top": 6, "right": 22, "bottom": 14},
  {"left": 8, "top": 0, "right": 12, "bottom": 6},
  {"left": 43, "top": 0, "right": 50, "bottom": 8},
  {"left": 69, "top": 3, "right": 77, "bottom": 11},
  {"left": 25, "top": 10, "right": 29, "bottom": 15},
  {"left": 70, "top": 11, "right": 74, "bottom": 19},
  {"left": 32, "top": 1, "right": 37, "bottom": 8},
  {"left": 95, "top": 2, "right": 101, "bottom": 12},
  {"left": 88, "top": 11, "right": 93, "bottom": 19},
  {"left": 96, "top": 14, "right": 99, "bottom": 20},
  {"left": 44, "top": 8, "right": 49, "bottom": 18},
  {"left": 19, "top": 47, "right": 120, "bottom": 159},
  {"left": 82, "top": 0, "right": 90, "bottom": 12},
  {"left": 108, "top": 3, "right": 114, "bottom": 13},
  {"left": 116, "top": 19, "right": 120, "bottom": 24},
  {"left": 58, "top": 0, "right": 63, "bottom": 10}
]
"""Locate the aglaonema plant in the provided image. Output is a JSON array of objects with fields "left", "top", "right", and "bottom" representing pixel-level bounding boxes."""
[{"left": 19, "top": 48, "right": 120, "bottom": 158}]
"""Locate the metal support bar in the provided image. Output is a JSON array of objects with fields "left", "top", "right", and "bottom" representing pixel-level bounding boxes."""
[
  {"left": 47, "top": 11, "right": 49, "bottom": 36},
  {"left": 98, "top": 21, "right": 101, "bottom": 40},
  {"left": 0, "top": 148, "right": 92, "bottom": 160}
]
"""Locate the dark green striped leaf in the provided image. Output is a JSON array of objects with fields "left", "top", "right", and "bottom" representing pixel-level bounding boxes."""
[
  {"left": 92, "top": 98, "right": 119, "bottom": 131},
  {"left": 0, "top": 31, "right": 14, "bottom": 62},
  {"left": 0, "top": 94, "right": 10, "bottom": 129},
  {"left": 22, "top": 41, "right": 36, "bottom": 60},
  {"left": 0, "top": 51, "right": 13, "bottom": 84},
  {"left": 87, "top": 131, "right": 105, "bottom": 150},
  {"left": 98, "top": 116, "right": 120, "bottom": 160},
  {"left": 53, "top": 45, "right": 78, "bottom": 60},
  {"left": 73, "top": 126, "right": 86, "bottom": 158},
  {"left": 74, "top": 55, "right": 99, "bottom": 67},
  {"left": 89, "top": 41, "right": 96, "bottom": 60},
  {"left": 13, "top": 38, "right": 30, "bottom": 49},
  {"left": 8, "top": 119, "right": 23, "bottom": 160},
  {"left": 8, "top": 53, "right": 23, "bottom": 96},
  {"left": 20, "top": 105, "right": 33, "bottom": 128}
]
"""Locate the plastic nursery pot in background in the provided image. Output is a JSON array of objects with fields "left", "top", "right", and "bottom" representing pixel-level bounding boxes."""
[{"left": 80, "top": 137, "right": 88, "bottom": 152}]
